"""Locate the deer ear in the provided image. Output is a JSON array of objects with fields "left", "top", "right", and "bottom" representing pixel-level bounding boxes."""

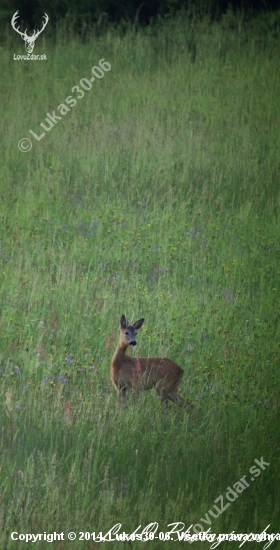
[
  {"left": 120, "top": 315, "right": 127, "bottom": 329},
  {"left": 133, "top": 318, "right": 144, "bottom": 330}
]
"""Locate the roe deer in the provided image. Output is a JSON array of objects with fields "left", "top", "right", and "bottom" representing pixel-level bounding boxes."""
[{"left": 110, "top": 314, "right": 193, "bottom": 408}]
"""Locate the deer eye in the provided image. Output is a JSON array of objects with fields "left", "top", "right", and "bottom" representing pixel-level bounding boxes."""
[{"left": 125, "top": 331, "right": 129, "bottom": 335}]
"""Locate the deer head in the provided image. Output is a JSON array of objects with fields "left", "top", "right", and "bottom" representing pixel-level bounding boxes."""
[
  {"left": 119, "top": 315, "right": 145, "bottom": 348},
  {"left": 11, "top": 11, "right": 49, "bottom": 54}
]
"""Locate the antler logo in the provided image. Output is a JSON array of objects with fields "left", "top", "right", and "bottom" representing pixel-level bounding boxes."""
[{"left": 11, "top": 11, "right": 49, "bottom": 53}]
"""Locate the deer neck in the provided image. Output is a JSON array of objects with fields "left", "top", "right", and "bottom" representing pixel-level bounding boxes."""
[{"left": 112, "top": 339, "right": 129, "bottom": 364}]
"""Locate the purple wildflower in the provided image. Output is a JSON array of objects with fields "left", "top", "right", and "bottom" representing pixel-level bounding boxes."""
[{"left": 122, "top": 484, "right": 128, "bottom": 495}]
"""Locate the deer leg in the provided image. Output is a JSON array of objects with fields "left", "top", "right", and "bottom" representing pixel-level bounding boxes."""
[
  {"left": 117, "top": 386, "right": 127, "bottom": 401},
  {"left": 161, "top": 394, "right": 170, "bottom": 406},
  {"left": 155, "top": 380, "right": 170, "bottom": 405},
  {"left": 166, "top": 384, "right": 185, "bottom": 406},
  {"left": 162, "top": 376, "right": 194, "bottom": 410}
]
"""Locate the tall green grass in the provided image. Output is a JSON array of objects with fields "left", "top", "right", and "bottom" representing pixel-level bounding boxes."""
[{"left": 0, "top": 10, "right": 280, "bottom": 549}]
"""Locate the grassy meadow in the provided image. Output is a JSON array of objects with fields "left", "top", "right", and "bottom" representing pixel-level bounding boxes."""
[{"left": 0, "top": 9, "right": 280, "bottom": 548}]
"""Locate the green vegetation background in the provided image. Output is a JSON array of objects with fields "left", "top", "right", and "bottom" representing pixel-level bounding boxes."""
[{"left": 0, "top": 8, "right": 280, "bottom": 549}]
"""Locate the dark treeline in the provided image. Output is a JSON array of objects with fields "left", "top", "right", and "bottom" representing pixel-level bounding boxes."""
[{"left": 1, "top": 0, "right": 280, "bottom": 31}]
